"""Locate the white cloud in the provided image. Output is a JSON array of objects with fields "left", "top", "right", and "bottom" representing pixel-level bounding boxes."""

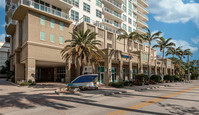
[
  {"left": 148, "top": 0, "right": 199, "bottom": 28},
  {"left": 0, "top": 1, "right": 5, "bottom": 9},
  {"left": 171, "top": 39, "right": 198, "bottom": 53},
  {"left": 0, "top": 34, "right": 5, "bottom": 42},
  {"left": 191, "top": 36, "right": 199, "bottom": 44}
]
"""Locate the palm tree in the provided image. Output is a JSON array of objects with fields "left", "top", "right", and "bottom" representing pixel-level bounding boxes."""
[
  {"left": 166, "top": 47, "right": 176, "bottom": 60},
  {"left": 152, "top": 37, "right": 176, "bottom": 80},
  {"left": 61, "top": 29, "right": 104, "bottom": 75},
  {"left": 175, "top": 47, "right": 185, "bottom": 78},
  {"left": 142, "top": 29, "right": 162, "bottom": 77},
  {"left": 117, "top": 29, "right": 143, "bottom": 80},
  {"left": 184, "top": 49, "right": 192, "bottom": 80}
]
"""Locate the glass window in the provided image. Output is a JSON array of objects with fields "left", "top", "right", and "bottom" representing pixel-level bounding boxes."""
[
  {"left": 96, "top": 0, "right": 102, "bottom": 7},
  {"left": 60, "top": 36, "right": 64, "bottom": 44},
  {"left": 83, "top": 15, "right": 90, "bottom": 23},
  {"left": 40, "top": 31, "right": 45, "bottom": 40},
  {"left": 128, "top": 26, "right": 132, "bottom": 32},
  {"left": 133, "top": 21, "right": 137, "bottom": 26},
  {"left": 128, "top": 9, "right": 132, "bottom": 16},
  {"left": 50, "top": 34, "right": 55, "bottom": 42},
  {"left": 51, "top": 19, "right": 55, "bottom": 28},
  {"left": 123, "top": 24, "right": 127, "bottom": 31},
  {"left": 83, "top": 3, "right": 90, "bottom": 13},
  {"left": 96, "top": 10, "right": 102, "bottom": 18},
  {"left": 40, "top": 16, "right": 45, "bottom": 25},
  {"left": 123, "top": 5, "right": 126, "bottom": 12},
  {"left": 123, "top": 14, "right": 126, "bottom": 21},
  {"left": 128, "top": 18, "right": 132, "bottom": 24},
  {"left": 133, "top": 13, "right": 137, "bottom": 19},
  {"left": 71, "top": 10, "right": 79, "bottom": 21},
  {"left": 128, "top": 1, "right": 132, "bottom": 9},
  {"left": 72, "top": 0, "right": 79, "bottom": 7},
  {"left": 60, "top": 22, "right": 64, "bottom": 31}
]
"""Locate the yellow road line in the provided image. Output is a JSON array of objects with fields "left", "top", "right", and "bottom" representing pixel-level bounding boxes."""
[{"left": 107, "top": 86, "right": 199, "bottom": 115}]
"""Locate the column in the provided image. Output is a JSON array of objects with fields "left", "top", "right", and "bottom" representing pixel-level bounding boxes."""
[
  {"left": 104, "top": 50, "right": 112, "bottom": 85},
  {"left": 25, "top": 58, "right": 36, "bottom": 82},
  {"left": 54, "top": 68, "right": 57, "bottom": 82},
  {"left": 65, "top": 60, "right": 71, "bottom": 83},
  {"left": 118, "top": 61, "right": 123, "bottom": 82},
  {"left": 15, "top": 53, "right": 24, "bottom": 82},
  {"left": 129, "top": 61, "right": 132, "bottom": 80}
]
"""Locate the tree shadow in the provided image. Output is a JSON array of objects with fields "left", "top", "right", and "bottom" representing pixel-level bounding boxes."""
[{"left": 156, "top": 102, "right": 199, "bottom": 115}]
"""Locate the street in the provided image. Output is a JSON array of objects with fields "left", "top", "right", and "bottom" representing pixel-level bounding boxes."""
[{"left": 0, "top": 79, "right": 199, "bottom": 115}]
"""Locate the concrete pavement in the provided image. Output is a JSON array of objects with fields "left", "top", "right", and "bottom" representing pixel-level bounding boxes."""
[{"left": 0, "top": 79, "right": 199, "bottom": 115}]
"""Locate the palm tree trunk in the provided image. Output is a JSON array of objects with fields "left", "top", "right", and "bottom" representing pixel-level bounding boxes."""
[
  {"left": 147, "top": 43, "right": 151, "bottom": 77},
  {"left": 128, "top": 39, "right": 131, "bottom": 81},
  {"left": 179, "top": 57, "right": 182, "bottom": 78},
  {"left": 161, "top": 50, "right": 165, "bottom": 80},
  {"left": 188, "top": 55, "right": 190, "bottom": 80}
]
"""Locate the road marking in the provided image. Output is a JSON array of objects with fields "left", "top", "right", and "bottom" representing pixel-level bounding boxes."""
[{"left": 107, "top": 86, "right": 199, "bottom": 115}]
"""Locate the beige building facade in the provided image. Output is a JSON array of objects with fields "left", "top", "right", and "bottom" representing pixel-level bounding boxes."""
[{"left": 5, "top": 0, "right": 174, "bottom": 85}]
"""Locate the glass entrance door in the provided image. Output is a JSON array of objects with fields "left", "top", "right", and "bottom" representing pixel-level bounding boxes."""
[
  {"left": 112, "top": 67, "right": 117, "bottom": 82},
  {"left": 98, "top": 72, "right": 104, "bottom": 84}
]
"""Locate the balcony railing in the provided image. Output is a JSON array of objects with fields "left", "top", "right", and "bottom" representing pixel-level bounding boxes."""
[
  {"left": 60, "top": 0, "right": 72, "bottom": 4},
  {"left": 13, "top": 0, "right": 71, "bottom": 21},
  {"left": 103, "top": 18, "right": 121, "bottom": 28},
  {"left": 138, "top": 19, "right": 148, "bottom": 27},
  {"left": 137, "top": 2, "right": 148, "bottom": 12},
  {"left": 103, "top": 7, "right": 121, "bottom": 19},
  {"left": 141, "top": 0, "right": 148, "bottom": 5},
  {"left": 137, "top": 27, "right": 147, "bottom": 33},
  {"left": 106, "top": 0, "right": 122, "bottom": 9},
  {"left": 137, "top": 11, "right": 148, "bottom": 20}
]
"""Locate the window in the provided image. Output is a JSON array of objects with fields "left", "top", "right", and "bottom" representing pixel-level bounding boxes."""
[
  {"left": 123, "top": 24, "right": 127, "bottom": 31},
  {"left": 128, "top": 26, "right": 132, "bottom": 32},
  {"left": 72, "top": 0, "right": 79, "bottom": 7},
  {"left": 60, "top": 22, "right": 64, "bottom": 31},
  {"left": 133, "top": 21, "right": 136, "bottom": 26},
  {"left": 83, "top": 15, "right": 90, "bottom": 23},
  {"left": 123, "top": 14, "right": 127, "bottom": 21},
  {"left": 51, "top": 19, "right": 55, "bottom": 28},
  {"left": 133, "top": 13, "right": 137, "bottom": 18},
  {"left": 128, "top": 1, "right": 132, "bottom": 9},
  {"left": 96, "top": 10, "right": 102, "bottom": 18},
  {"left": 71, "top": 10, "right": 79, "bottom": 21},
  {"left": 23, "top": 32, "right": 26, "bottom": 42},
  {"left": 60, "top": 36, "right": 64, "bottom": 44},
  {"left": 128, "top": 18, "right": 132, "bottom": 24},
  {"left": 128, "top": 9, "right": 132, "bottom": 16},
  {"left": 40, "top": 31, "right": 45, "bottom": 40},
  {"left": 50, "top": 34, "right": 55, "bottom": 42},
  {"left": 40, "top": 16, "right": 45, "bottom": 25},
  {"left": 123, "top": 5, "right": 126, "bottom": 12},
  {"left": 96, "top": 0, "right": 102, "bottom": 7},
  {"left": 83, "top": 3, "right": 90, "bottom": 12}
]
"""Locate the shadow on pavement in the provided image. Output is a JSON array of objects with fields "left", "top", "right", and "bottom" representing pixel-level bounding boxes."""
[{"left": 156, "top": 102, "right": 199, "bottom": 115}]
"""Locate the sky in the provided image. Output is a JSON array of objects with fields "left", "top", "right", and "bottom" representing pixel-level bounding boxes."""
[{"left": 0, "top": 0, "right": 199, "bottom": 60}]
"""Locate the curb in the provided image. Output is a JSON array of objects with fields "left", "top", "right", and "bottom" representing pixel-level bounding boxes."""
[{"left": 5, "top": 80, "right": 18, "bottom": 86}]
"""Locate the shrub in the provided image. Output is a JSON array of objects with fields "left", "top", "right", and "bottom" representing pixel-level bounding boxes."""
[
  {"left": 145, "top": 81, "right": 149, "bottom": 85},
  {"left": 150, "top": 75, "right": 161, "bottom": 83},
  {"left": 123, "top": 81, "right": 133, "bottom": 86},
  {"left": 164, "top": 75, "right": 174, "bottom": 82},
  {"left": 191, "top": 74, "right": 199, "bottom": 80},
  {"left": 135, "top": 74, "right": 149, "bottom": 83},
  {"left": 109, "top": 82, "right": 124, "bottom": 88},
  {"left": 173, "top": 75, "right": 180, "bottom": 82}
]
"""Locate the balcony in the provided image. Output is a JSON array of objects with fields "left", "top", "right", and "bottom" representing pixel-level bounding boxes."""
[
  {"left": 136, "top": 2, "right": 148, "bottom": 14},
  {"left": 12, "top": 0, "right": 73, "bottom": 24},
  {"left": 6, "top": 19, "right": 17, "bottom": 35},
  {"left": 139, "top": 0, "right": 148, "bottom": 7},
  {"left": 102, "top": 0, "right": 124, "bottom": 13},
  {"left": 137, "top": 27, "right": 147, "bottom": 34},
  {"left": 103, "top": 7, "right": 123, "bottom": 22},
  {"left": 102, "top": 18, "right": 121, "bottom": 29},
  {"left": 137, "top": 10, "right": 148, "bottom": 21},
  {"left": 137, "top": 19, "right": 148, "bottom": 28},
  {"left": 42, "top": 0, "right": 73, "bottom": 10}
]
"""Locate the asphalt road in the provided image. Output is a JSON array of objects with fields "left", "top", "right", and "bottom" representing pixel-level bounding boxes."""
[{"left": 0, "top": 79, "right": 199, "bottom": 115}]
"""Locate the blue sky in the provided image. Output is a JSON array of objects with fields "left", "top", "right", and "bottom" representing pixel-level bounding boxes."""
[{"left": 0, "top": 0, "right": 199, "bottom": 60}]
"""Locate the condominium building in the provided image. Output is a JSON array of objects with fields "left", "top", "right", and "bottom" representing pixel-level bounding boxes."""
[{"left": 5, "top": 0, "right": 174, "bottom": 85}]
